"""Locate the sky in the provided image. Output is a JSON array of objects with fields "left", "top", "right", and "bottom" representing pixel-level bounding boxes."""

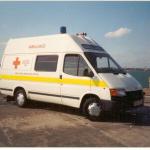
[{"left": 0, "top": 1, "right": 150, "bottom": 68}]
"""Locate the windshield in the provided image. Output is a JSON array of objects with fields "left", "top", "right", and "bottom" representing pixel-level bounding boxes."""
[{"left": 85, "top": 52, "right": 126, "bottom": 74}]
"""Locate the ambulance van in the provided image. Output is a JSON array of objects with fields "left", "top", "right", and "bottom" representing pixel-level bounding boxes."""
[{"left": 0, "top": 27, "right": 144, "bottom": 119}]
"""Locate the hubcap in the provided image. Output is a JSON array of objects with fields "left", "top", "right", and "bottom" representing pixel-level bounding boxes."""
[
  {"left": 17, "top": 93, "right": 25, "bottom": 106},
  {"left": 88, "top": 102, "right": 101, "bottom": 117}
]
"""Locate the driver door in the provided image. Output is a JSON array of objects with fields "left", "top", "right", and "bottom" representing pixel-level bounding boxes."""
[{"left": 61, "top": 54, "right": 92, "bottom": 108}]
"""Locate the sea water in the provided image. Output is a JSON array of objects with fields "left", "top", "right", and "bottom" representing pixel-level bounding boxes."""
[{"left": 128, "top": 70, "right": 150, "bottom": 88}]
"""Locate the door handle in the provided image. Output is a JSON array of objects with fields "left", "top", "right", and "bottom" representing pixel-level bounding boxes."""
[{"left": 60, "top": 75, "right": 62, "bottom": 79}]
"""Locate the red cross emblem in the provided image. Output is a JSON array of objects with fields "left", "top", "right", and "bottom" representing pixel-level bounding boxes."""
[{"left": 13, "top": 57, "right": 21, "bottom": 69}]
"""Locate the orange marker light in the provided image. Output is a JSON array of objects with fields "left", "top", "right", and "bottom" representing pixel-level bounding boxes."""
[
  {"left": 110, "top": 89, "right": 126, "bottom": 97},
  {"left": 110, "top": 89, "right": 118, "bottom": 97}
]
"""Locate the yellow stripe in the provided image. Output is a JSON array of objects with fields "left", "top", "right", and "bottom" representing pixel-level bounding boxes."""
[
  {"left": 91, "top": 79, "right": 108, "bottom": 88},
  {"left": 0, "top": 74, "right": 108, "bottom": 88},
  {"left": 0, "top": 74, "right": 61, "bottom": 83},
  {"left": 63, "top": 78, "right": 90, "bottom": 86}
]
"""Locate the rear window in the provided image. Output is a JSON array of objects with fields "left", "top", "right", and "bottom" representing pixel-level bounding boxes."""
[{"left": 35, "top": 55, "right": 58, "bottom": 72}]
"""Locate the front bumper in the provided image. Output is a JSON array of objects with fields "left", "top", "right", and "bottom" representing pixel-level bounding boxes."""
[{"left": 101, "top": 90, "right": 144, "bottom": 112}]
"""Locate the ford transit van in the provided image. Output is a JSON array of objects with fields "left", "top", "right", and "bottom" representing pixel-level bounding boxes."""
[{"left": 0, "top": 27, "right": 144, "bottom": 120}]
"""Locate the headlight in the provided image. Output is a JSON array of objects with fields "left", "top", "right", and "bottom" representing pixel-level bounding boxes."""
[{"left": 110, "top": 89, "right": 126, "bottom": 97}]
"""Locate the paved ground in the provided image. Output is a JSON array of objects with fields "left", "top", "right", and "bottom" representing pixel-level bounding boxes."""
[{"left": 0, "top": 94, "right": 150, "bottom": 147}]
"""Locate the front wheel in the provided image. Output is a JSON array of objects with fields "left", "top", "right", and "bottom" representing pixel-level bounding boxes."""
[
  {"left": 82, "top": 97, "right": 102, "bottom": 121},
  {"left": 14, "top": 89, "right": 28, "bottom": 107}
]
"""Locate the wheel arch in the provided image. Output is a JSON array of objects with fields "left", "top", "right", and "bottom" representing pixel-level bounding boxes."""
[
  {"left": 13, "top": 86, "right": 27, "bottom": 97},
  {"left": 80, "top": 93, "right": 100, "bottom": 111}
]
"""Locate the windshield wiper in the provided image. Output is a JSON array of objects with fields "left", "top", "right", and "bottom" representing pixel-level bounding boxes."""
[
  {"left": 112, "top": 70, "right": 119, "bottom": 75},
  {"left": 112, "top": 69, "right": 126, "bottom": 75}
]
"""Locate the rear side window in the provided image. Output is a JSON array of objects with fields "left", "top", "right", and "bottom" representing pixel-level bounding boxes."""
[
  {"left": 35, "top": 55, "right": 58, "bottom": 72},
  {"left": 63, "top": 54, "right": 91, "bottom": 76}
]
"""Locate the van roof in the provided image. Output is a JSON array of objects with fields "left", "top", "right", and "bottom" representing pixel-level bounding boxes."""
[{"left": 4, "top": 34, "right": 105, "bottom": 54}]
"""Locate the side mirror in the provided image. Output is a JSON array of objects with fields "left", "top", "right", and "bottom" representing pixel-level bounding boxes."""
[
  {"left": 88, "top": 71, "right": 94, "bottom": 78},
  {"left": 83, "top": 69, "right": 94, "bottom": 77}
]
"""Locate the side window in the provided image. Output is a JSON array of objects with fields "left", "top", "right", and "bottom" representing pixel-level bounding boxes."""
[
  {"left": 35, "top": 55, "right": 58, "bottom": 72},
  {"left": 64, "top": 54, "right": 91, "bottom": 76},
  {"left": 63, "top": 55, "right": 79, "bottom": 76},
  {"left": 78, "top": 56, "right": 91, "bottom": 76}
]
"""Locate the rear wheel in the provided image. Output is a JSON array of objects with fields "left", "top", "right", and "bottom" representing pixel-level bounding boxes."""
[
  {"left": 14, "top": 89, "right": 28, "bottom": 107},
  {"left": 82, "top": 97, "right": 102, "bottom": 121}
]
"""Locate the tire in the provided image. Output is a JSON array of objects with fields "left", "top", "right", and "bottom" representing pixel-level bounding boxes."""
[
  {"left": 82, "top": 97, "right": 102, "bottom": 121},
  {"left": 14, "top": 89, "right": 28, "bottom": 107}
]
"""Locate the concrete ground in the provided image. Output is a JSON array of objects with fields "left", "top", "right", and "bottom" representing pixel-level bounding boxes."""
[{"left": 0, "top": 94, "right": 150, "bottom": 147}]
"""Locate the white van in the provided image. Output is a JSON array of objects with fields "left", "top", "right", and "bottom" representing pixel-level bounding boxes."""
[{"left": 0, "top": 27, "right": 144, "bottom": 119}]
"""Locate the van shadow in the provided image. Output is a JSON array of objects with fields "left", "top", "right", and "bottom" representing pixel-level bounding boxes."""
[
  {"left": 98, "top": 106, "right": 150, "bottom": 126},
  {"left": 26, "top": 100, "right": 150, "bottom": 126},
  {"left": 27, "top": 100, "right": 80, "bottom": 116},
  {"left": 8, "top": 99, "right": 150, "bottom": 126}
]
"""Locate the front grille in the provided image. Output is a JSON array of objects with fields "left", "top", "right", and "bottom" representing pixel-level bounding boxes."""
[
  {"left": 111, "top": 90, "right": 144, "bottom": 109},
  {"left": 126, "top": 90, "right": 143, "bottom": 101}
]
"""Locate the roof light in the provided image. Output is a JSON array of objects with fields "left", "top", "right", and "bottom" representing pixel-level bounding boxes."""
[
  {"left": 60, "top": 26, "right": 67, "bottom": 34},
  {"left": 76, "top": 32, "right": 87, "bottom": 36}
]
